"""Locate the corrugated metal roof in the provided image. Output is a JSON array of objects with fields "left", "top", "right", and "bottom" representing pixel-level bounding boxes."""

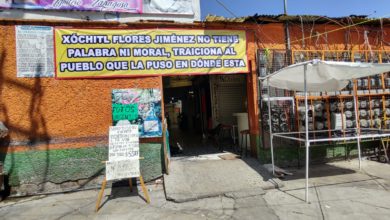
[
  {"left": 204, "top": 15, "right": 247, "bottom": 23},
  {"left": 205, "top": 14, "right": 390, "bottom": 25}
]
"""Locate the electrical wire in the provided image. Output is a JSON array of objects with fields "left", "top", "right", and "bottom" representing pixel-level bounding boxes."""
[
  {"left": 214, "top": 0, "right": 239, "bottom": 18},
  {"left": 290, "top": 13, "right": 390, "bottom": 44},
  {"left": 212, "top": 0, "right": 278, "bottom": 46}
]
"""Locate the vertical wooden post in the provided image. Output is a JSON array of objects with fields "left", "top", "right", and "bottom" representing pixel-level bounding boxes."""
[
  {"left": 245, "top": 31, "right": 260, "bottom": 157},
  {"left": 159, "top": 75, "right": 169, "bottom": 174},
  {"left": 95, "top": 177, "right": 107, "bottom": 212},
  {"left": 129, "top": 178, "right": 133, "bottom": 192},
  {"left": 139, "top": 175, "right": 150, "bottom": 204},
  {"left": 162, "top": 122, "right": 169, "bottom": 174},
  {"left": 246, "top": 60, "right": 259, "bottom": 157}
]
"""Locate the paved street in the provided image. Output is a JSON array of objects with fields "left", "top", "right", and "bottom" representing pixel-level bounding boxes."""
[{"left": 1, "top": 159, "right": 390, "bottom": 219}]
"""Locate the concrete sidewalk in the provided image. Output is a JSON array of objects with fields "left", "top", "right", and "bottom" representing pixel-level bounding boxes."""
[
  {"left": 0, "top": 178, "right": 278, "bottom": 220},
  {"left": 264, "top": 160, "right": 390, "bottom": 220},
  {"left": 164, "top": 156, "right": 282, "bottom": 202},
  {"left": 2, "top": 159, "right": 390, "bottom": 219}
]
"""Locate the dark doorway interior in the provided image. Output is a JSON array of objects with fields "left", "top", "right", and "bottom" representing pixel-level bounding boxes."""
[
  {"left": 163, "top": 74, "right": 247, "bottom": 158},
  {"left": 164, "top": 76, "right": 228, "bottom": 157}
]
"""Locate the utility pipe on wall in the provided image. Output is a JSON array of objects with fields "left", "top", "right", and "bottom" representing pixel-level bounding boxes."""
[{"left": 283, "top": 0, "right": 291, "bottom": 64}]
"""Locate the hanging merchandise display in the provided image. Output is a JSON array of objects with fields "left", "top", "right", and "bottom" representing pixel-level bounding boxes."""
[
  {"left": 360, "top": 100, "right": 368, "bottom": 108},
  {"left": 261, "top": 58, "right": 390, "bottom": 204},
  {"left": 360, "top": 109, "right": 368, "bottom": 118},
  {"left": 385, "top": 100, "right": 390, "bottom": 107},
  {"left": 345, "top": 120, "right": 354, "bottom": 128},
  {"left": 345, "top": 110, "right": 353, "bottom": 118},
  {"left": 345, "top": 101, "right": 354, "bottom": 109},
  {"left": 386, "top": 108, "right": 390, "bottom": 116}
]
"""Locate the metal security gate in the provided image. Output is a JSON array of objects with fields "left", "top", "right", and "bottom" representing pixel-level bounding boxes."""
[{"left": 210, "top": 75, "right": 247, "bottom": 127}]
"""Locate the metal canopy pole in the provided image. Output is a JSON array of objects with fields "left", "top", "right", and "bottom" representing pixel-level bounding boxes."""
[
  {"left": 353, "top": 80, "right": 362, "bottom": 170},
  {"left": 304, "top": 64, "right": 310, "bottom": 203},
  {"left": 267, "top": 78, "right": 275, "bottom": 175}
]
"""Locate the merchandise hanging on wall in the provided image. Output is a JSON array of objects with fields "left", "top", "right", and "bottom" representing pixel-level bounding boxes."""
[
  {"left": 112, "top": 88, "right": 162, "bottom": 137},
  {"left": 15, "top": 25, "right": 54, "bottom": 77}
]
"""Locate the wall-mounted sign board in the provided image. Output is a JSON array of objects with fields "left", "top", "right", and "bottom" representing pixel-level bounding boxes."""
[
  {"left": 16, "top": 26, "right": 54, "bottom": 77},
  {"left": 54, "top": 28, "right": 248, "bottom": 78}
]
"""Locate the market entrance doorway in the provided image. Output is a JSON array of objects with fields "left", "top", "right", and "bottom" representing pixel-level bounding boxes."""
[{"left": 163, "top": 74, "right": 247, "bottom": 158}]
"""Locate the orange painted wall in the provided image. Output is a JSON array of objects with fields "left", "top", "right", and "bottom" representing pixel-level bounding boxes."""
[
  {"left": 1, "top": 20, "right": 388, "bottom": 154},
  {"left": 257, "top": 22, "right": 390, "bottom": 51},
  {"left": 0, "top": 24, "right": 161, "bottom": 152},
  {"left": 0, "top": 21, "right": 259, "bottom": 153},
  {"left": 255, "top": 23, "right": 286, "bottom": 50}
]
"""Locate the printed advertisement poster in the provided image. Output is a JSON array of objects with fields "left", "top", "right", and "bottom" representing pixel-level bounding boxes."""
[
  {"left": 16, "top": 25, "right": 54, "bottom": 77},
  {"left": 143, "top": 0, "right": 193, "bottom": 15},
  {"left": 112, "top": 88, "right": 162, "bottom": 137},
  {"left": 0, "top": 0, "right": 142, "bottom": 13},
  {"left": 54, "top": 28, "right": 248, "bottom": 78}
]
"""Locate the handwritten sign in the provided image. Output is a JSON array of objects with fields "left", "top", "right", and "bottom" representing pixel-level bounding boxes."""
[
  {"left": 108, "top": 125, "right": 139, "bottom": 161},
  {"left": 112, "top": 103, "right": 138, "bottom": 121},
  {"left": 106, "top": 159, "right": 140, "bottom": 181},
  {"left": 106, "top": 125, "right": 140, "bottom": 180},
  {"left": 54, "top": 28, "right": 248, "bottom": 78}
]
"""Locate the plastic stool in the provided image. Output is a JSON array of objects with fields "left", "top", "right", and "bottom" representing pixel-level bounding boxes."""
[{"left": 240, "top": 130, "right": 250, "bottom": 157}]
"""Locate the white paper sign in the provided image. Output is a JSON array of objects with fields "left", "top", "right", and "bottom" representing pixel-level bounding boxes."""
[
  {"left": 106, "top": 159, "right": 140, "bottom": 181},
  {"left": 143, "top": 0, "right": 194, "bottom": 15},
  {"left": 109, "top": 125, "right": 139, "bottom": 161},
  {"left": 15, "top": 26, "right": 54, "bottom": 77}
]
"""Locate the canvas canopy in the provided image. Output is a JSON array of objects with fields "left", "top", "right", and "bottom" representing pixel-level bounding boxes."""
[
  {"left": 265, "top": 59, "right": 390, "bottom": 92},
  {"left": 261, "top": 59, "right": 390, "bottom": 203}
]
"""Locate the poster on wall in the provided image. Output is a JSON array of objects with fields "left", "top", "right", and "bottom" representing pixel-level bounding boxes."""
[
  {"left": 54, "top": 28, "right": 248, "bottom": 78},
  {"left": 0, "top": 0, "right": 142, "bottom": 13},
  {"left": 143, "top": 0, "right": 193, "bottom": 15},
  {"left": 16, "top": 26, "right": 54, "bottom": 78},
  {"left": 112, "top": 88, "right": 162, "bottom": 137}
]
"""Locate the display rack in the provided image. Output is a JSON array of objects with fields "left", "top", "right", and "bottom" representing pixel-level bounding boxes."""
[
  {"left": 259, "top": 59, "right": 390, "bottom": 203},
  {"left": 259, "top": 50, "right": 390, "bottom": 142},
  {"left": 292, "top": 50, "right": 390, "bottom": 143}
]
